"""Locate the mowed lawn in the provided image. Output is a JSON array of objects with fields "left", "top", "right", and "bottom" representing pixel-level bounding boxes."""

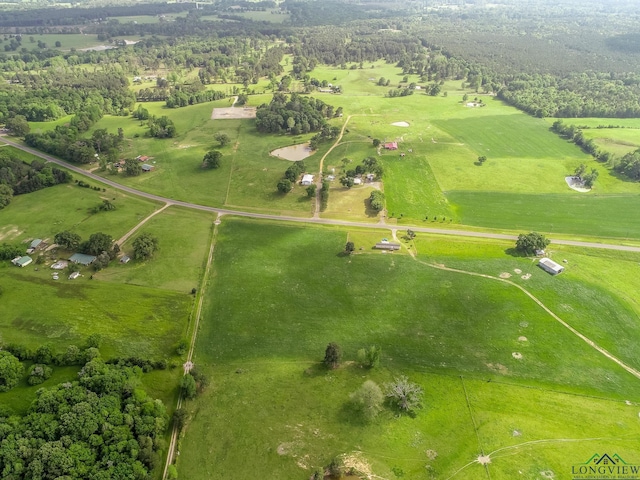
[{"left": 177, "top": 219, "right": 640, "bottom": 480}]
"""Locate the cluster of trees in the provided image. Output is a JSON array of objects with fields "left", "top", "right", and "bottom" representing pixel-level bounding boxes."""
[
  {"left": 54, "top": 230, "right": 119, "bottom": 270},
  {"left": 340, "top": 156, "right": 383, "bottom": 188},
  {"left": 368, "top": 190, "right": 385, "bottom": 212},
  {"left": 147, "top": 115, "right": 176, "bottom": 138},
  {"left": 165, "top": 86, "right": 226, "bottom": 109},
  {"left": 255, "top": 93, "right": 337, "bottom": 135},
  {"left": 0, "top": 70, "right": 134, "bottom": 123},
  {"left": 551, "top": 120, "right": 612, "bottom": 170},
  {"left": 277, "top": 160, "right": 305, "bottom": 193},
  {"left": 24, "top": 107, "right": 125, "bottom": 165},
  {"left": 386, "top": 87, "right": 414, "bottom": 98},
  {"left": 319, "top": 178, "right": 329, "bottom": 211},
  {"left": 573, "top": 163, "right": 599, "bottom": 188},
  {"left": 0, "top": 154, "right": 71, "bottom": 209},
  {"left": 614, "top": 149, "right": 640, "bottom": 181},
  {"left": 499, "top": 72, "right": 640, "bottom": 118},
  {"left": 322, "top": 342, "right": 422, "bottom": 422},
  {"left": 309, "top": 124, "right": 341, "bottom": 150},
  {"left": 0, "top": 242, "right": 21, "bottom": 260},
  {"left": 180, "top": 367, "right": 208, "bottom": 400},
  {"left": 0, "top": 353, "right": 168, "bottom": 479}
]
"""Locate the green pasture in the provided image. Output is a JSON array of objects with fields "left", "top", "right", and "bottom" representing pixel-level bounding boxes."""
[
  {"left": 412, "top": 233, "right": 640, "bottom": 370},
  {"left": 95, "top": 206, "right": 215, "bottom": 293},
  {"left": 0, "top": 181, "right": 160, "bottom": 244},
  {"left": 20, "top": 33, "right": 103, "bottom": 50},
  {"left": 582, "top": 128, "right": 640, "bottom": 157},
  {"left": 90, "top": 100, "right": 329, "bottom": 215},
  {"left": 446, "top": 191, "right": 640, "bottom": 238},
  {"left": 177, "top": 219, "right": 640, "bottom": 479},
  {"left": 0, "top": 265, "right": 191, "bottom": 359}
]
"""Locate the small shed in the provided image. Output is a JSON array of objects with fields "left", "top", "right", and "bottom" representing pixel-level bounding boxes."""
[
  {"left": 12, "top": 256, "right": 33, "bottom": 267},
  {"left": 68, "top": 271, "right": 81, "bottom": 280},
  {"left": 30, "top": 239, "right": 43, "bottom": 249},
  {"left": 375, "top": 242, "right": 401, "bottom": 251},
  {"left": 301, "top": 174, "right": 314, "bottom": 186},
  {"left": 141, "top": 164, "right": 154, "bottom": 172},
  {"left": 538, "top": 258, "right": 564, "bottom": 275},
  {"left": 384, "top": 142, "right": 398, "bottom": 150},
  {"left": 69, "top": 253, "right": 97, "bottom": 266},
  {"left": 120, "top": 255, "right": 131, "bottom": 264}
]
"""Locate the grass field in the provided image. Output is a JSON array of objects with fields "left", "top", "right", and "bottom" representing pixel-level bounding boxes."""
[
  {"left": 95, "top": 206, "right": 215, "bottom": 292},
  {"left": 176, "top": 219, "right": 640, "bottom": 479},
  {"left": 0, "top": 181, "right": 161, "bottom": 245},
  {"left": 20, "top": 60, "right": 640, "bottom": 236}
]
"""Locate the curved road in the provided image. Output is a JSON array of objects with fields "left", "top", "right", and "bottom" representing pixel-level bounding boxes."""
[{"left": 4, "top": 136, "right": 640, "bottom": 252}]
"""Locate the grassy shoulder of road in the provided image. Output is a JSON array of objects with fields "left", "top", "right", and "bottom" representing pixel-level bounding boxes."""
[{"left": 176, "top": 218, "right": 640, "bottom": 480}]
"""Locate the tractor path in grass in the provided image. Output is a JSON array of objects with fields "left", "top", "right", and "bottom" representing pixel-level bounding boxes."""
[
  {"left": 116, "top": 202, "right": 170, "bottom": 247},
  {"left": 398, "top": 239, "right": 640, "bottom": 381},
  {"left": 3, "top": 136, "right": 640, "bottom": 253}
]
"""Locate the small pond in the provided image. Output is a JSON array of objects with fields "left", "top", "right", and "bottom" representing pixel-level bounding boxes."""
[{"left": 271, "top": 143, "right": 314, "bottom": 161}]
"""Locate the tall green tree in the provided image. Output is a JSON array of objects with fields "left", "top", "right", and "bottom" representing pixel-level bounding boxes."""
[
  {"left": 133, "top": 233, "right": 159, "bottom": 260},
  {"left": 0, "top": 184, "right": 13, "bottom": 210},
  {"left": 202, "top": 150, "right": 222, "bottom": 169},
  {"left": 5, "top": 115, "right": 30, "bottom": 137},
  {"left": 515, "top": 232, "right": 550, "bottom": 255},
  {"left": 0, "top": 351, "right": 23, "bottom": 392},
  {"left": 323, "top": 342, "right": 342, "bottom": 369},
  {"left": 55, "top": 230, "right": 82, "bottom": 250}
]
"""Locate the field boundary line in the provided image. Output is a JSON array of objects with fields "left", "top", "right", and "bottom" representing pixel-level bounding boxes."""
[
  {"left": 162, "top": 213, "right": 220, "bottom": 480},
  {"left": 116, "top": 203, "right": 171, "bottom": 246}
]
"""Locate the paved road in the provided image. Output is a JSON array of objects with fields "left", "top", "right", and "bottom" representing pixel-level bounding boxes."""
[{"left": 4, "top": 137, "right": 640, "bottom": 253}]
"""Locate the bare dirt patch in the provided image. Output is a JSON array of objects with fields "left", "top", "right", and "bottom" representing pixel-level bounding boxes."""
[
  {"left": 518, "top": 336, "right": 528, "bottom": 342},
  {"left": 514, "top": 268, "right": 522, "bottom": 274},
  {"left": 211, "top": 106, "right": 257, "bottom": 120},
  {"left": 487, "top": 363, "right": 508, "bottom": 374},
  {"left": 425, "top": 450, "right": 438, "bottom": 461},
  {"left": 521, "top": 273, "right": 531, "bottom": 280},
  {"left": 391, "top": 121, "right": 410, "bottom": 127},
  {"left": 499, "top": 272, "right": 511, "bottom": 279},
  {"left": 340, "top": 452, "right": 374, "bottom": 478},
  {"left": 477, "top": 454, "right": 491, "bottom": 465},
  {"left": 512, "top": 352, "right": 523, "bottom": 360},
  {"left": 0, "top": 226, "right": 22, "bottom": 241}
]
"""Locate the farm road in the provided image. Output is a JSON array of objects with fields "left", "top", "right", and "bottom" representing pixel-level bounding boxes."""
[{"left": 3, "top": 137, "right": 640, "bottom": 253}]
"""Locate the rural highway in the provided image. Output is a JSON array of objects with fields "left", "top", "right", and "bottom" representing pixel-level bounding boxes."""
[{"left": 4, "top": 136, "right": 640, "bottom": 253}]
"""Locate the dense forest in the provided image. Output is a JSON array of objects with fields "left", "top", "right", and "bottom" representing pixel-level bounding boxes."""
[
  {"left": 0, "top": 152, "right": 71, "bottom": 210},
  {"left": 0, "top": 357, "right": 168, "bottom": 479},
  {"left": 255, "top": 93, "right": 337, "bottom": 134}
]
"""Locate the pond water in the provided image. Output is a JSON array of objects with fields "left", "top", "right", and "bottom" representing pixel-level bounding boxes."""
[{"left": 271, "top": 143, "right": 314, "bottom": 161}]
